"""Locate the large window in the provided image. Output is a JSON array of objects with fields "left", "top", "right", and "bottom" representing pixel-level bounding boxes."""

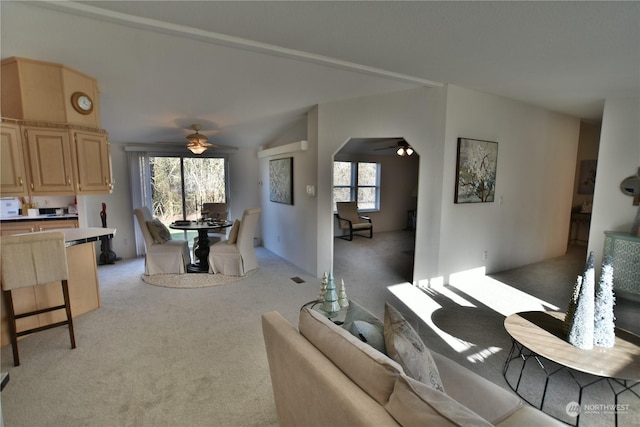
[
  {"left": 333, "top": 161, "right": 380, "bottom": 211},
  {"left": 150, "top": 156, "right": 226, "bottom": 223}
]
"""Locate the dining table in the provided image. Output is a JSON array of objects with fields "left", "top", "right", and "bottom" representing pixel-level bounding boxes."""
[{"left": 169, "top": 220, "right": 233, "bottom": 273}]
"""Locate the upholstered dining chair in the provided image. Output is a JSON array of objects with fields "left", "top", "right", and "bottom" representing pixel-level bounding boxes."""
[
  {"left": 195, "top": 202, "right": 229, "bottom": 248},
  {"left": 133, "top": 207, "right": 191, "bottom": 275},
  {"left": 206, "top": 202, "right": 229, "bottom": 239},
  {"left": 335, "top": 202, "right": 373, "bottom": 241},
  {"left": 0, "top": 232, "right": 76, "bottom": 366},
  {"left": 208, "top": 207, "right": 261, "bottom": 276}
]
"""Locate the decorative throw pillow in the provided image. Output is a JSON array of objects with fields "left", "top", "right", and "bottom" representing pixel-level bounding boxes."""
[
  {"left": 146, "top": 219, "right": 172, "bottom": 244},
  {"left": 385, "top": 375, "right": 492, "bottom": 427},
  {"left": 298, "top": 306, "right": 403, "bottom": 405},
  {"left": 227, "top": 219, "right": 240, "bottom": 244},
  {"left": 342, "top": 300, "right": 386, "bottom": 354},
  {"left": 384, "top": 302, "right": 445, "bottom": 393}
]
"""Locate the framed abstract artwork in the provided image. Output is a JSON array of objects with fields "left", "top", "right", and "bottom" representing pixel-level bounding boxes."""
[
  {"left": 269, "top": 157, "right": 294, "bottom": 205},
  {"left": 454, "top": 138, "right": 498, "bottom": 203}
]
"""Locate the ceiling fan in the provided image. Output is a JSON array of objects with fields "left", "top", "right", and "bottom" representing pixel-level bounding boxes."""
[
  {"left": 185, "top": 124, "right": 213, "bottom": 154},
  {"left": 374, "top": 138, "right": 414, "bottom": 156}
]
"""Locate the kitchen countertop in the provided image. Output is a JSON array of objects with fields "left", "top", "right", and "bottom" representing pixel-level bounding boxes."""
[
  {"left": 30, "top": 227, "right": 116, "bottom": 247},
  {"left": 0, "top": 214, "right": 79, "bottom": 222}
]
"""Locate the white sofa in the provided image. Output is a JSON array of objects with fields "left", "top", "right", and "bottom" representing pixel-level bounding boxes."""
[{"left": 262, "top": 305, "right": 564, "bottom": 426}]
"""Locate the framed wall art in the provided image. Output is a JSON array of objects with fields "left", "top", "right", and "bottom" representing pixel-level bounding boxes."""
[
  {"left": 578, "top": 159, "right": 597, "bottom": 195},
  {"left": 454, "top": 138, "right": 498, "bottom": 203},
  {"left": 269, "top": 157, "right": 294, "bottom": 205}
]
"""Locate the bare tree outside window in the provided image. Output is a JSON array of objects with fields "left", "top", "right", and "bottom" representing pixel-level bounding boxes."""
[
  {"left": 333, "top": 161, "right": 380, "bottom": 211},
  {"left": 150, "top": 156, "right": 226, "bottom": 224}
]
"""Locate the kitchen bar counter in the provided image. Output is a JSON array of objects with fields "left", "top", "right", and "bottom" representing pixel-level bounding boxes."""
[
  {"left": 1, "top": 227, "right": 115, "bottom": 348},
  {"left": 51, "top": 226, "right": 115, "bottom": 247},
  {"left": 0, "top": 214, "right": 78, "bottom": 222}
]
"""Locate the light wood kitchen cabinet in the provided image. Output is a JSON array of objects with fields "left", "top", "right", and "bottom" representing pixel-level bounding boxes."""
[
  {"left": 0, "top": 57, "right": 113, "bottom": 196},
  {"left": 1, "top": 57, "right": 101, "bottom": 128},
  {"left": 23, "top": 125, "right": 75, "bottom": 195},
  {"left": 72, "top": 130, "right": 113, "bottom": 194},
  {"left": 0, "top": 121, "right": 28, "bottom": 196},
  {"left": 0, "top": 219, "right": 78, "bottom": 236}
]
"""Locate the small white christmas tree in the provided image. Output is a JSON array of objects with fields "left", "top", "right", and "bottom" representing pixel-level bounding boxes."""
[
  {"left": 563, "top": 275, "right": 582, "bottom": 336},
  {"left": 594, "top": 256, "right": 616, "bottom": 348},
  {"left": 338, "top": 279, "right": 349, "bottom": 309},
  {"left": 322, "top": 271, "right": 340, "bottom": 317},
  {"left": 567, "top": 252, "right": 595, "bottom": 349},
  {"left": 317, "top": 272, "right": 328, "bottom": 302}
]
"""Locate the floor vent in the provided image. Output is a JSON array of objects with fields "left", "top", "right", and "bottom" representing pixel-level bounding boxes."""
[{"left": 290, "top": 277, "right": 305, "bottom": 284}]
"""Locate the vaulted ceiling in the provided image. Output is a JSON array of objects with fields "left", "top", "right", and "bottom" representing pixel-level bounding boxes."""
[{"left": 1, "top": 1, "right": 638, "bottom": 150}]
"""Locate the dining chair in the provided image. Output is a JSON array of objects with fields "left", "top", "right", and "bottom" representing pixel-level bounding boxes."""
[
  {"left": 133, "top": 207, "right": 191, "bottom": 275},
  {"left": 208, "top": 207, "right": 261, "bottom": 276}
]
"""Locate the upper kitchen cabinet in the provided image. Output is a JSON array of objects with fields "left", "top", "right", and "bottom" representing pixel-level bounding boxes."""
[
  {"left": 72, "top": 130, "right": 113, "bottom": 194},
  {"left": 23, "top": 125, "right": 75, "bottom": 195},
  {"left": 0, "top": 120, "right": 28, "bottom": 196},
  {"left": 1, "top": 57, "right": 113, "bottom": 195},
  {"left": 1, "top": 57, "right": 101, "bottom": 128}
]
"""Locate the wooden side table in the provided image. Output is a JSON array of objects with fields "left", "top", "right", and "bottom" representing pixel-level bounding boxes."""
[{"left": 503, "top": 311, "right": 640, "bottom": 426}]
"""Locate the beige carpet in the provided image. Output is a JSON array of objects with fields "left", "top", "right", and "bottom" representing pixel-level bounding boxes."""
[
  {"left": 2, "top": 236, "right": 638, "bottom": 426},
  {"left": 141, "top": 269, "right": 257, "bottom": 288}
]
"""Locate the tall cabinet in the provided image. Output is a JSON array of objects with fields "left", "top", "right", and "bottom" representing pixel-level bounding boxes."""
[
  {"left": 0, "top": 57, "right": 113, "bottom": 197},
  {"left": 603, "top": 231, "right": 640, "bottom": 301}
]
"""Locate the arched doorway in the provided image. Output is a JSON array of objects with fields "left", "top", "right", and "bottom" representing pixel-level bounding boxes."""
[{"left": 332, "top": 137, "right": 419, "bottom": 286}]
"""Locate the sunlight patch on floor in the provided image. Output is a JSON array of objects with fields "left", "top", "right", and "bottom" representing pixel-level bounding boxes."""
[
  {"left": 390, "top": 267, "right": 561, "bottom": 359},
  {"left": 448, "top": 267, "right": 559, "bottom": 316},
  {"left": 388, "top": 283, "right": 473, "bottom": 353},
  {"left": 465, "top": 346, "right": 502, "bottom": 364}
]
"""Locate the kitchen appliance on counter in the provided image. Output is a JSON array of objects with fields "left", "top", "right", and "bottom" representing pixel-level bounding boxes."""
[{"left": 0, "top": 198, "right": 21, "bottom": 217}]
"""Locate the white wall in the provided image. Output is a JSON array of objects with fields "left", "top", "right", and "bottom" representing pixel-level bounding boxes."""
[
  {"left": 439, "top": 85, "right": 581, "bottom": 281},
  {"left": 317, "top": 87, "right": 447, "bottom": 280},
  {"left": 259, "top": 109, "right": 318, "bottom": 274},
  {"left": 588, "top": 97, "right": 640, "bottom": 265},
  {"left": 228, "top": 147, "right": 261, "bottom": 232}
]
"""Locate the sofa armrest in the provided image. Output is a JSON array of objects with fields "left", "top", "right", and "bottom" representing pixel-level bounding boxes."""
[{"left": 262, "top": 311, "right": 398, "bottom": 427}]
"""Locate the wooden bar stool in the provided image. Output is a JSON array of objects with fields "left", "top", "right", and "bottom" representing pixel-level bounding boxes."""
[{"left": 0, "top": 232, "right": 76, "bottom": 366}]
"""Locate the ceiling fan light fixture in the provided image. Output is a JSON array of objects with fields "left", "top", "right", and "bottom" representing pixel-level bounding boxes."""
[
  {"left": 406, "top": 147, "right": 414, "bottom": 156},
  {"left": 186, "top": 141, "right": 208, "bottom": 154},
  {"left": 185, "top": 124, "right": 211, "bottom": 154},
  {"left": 397, "top": 147, "right": 406, "bottom": 156}
]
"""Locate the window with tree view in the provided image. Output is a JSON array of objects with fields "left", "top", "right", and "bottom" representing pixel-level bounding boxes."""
[
  {"left": 150, "top": 156, "right": 226, "bottom": 225},
  {"left": 333, "top": 161, "right": 380, "bottom": 211}
]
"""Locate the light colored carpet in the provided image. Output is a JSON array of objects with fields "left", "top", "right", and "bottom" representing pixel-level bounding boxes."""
[
  {"left": 2, "top": 234, "right": 638, "bottom": 427},
  {"left": 141, "top": 269, "right": 257, "bottom": 288}
]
